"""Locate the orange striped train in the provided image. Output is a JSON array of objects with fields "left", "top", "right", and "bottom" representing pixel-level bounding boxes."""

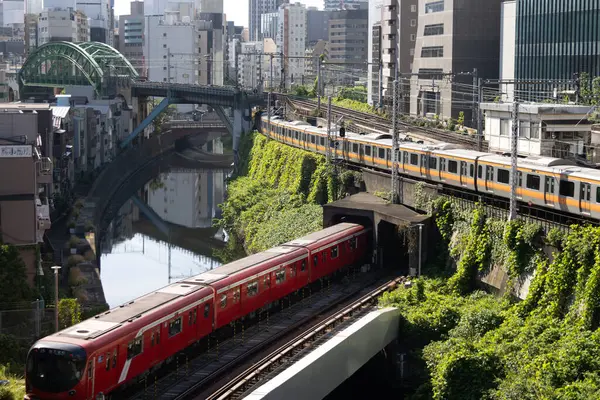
[{"left": 262, "top": 115, "right": 600, "bottom": 219}]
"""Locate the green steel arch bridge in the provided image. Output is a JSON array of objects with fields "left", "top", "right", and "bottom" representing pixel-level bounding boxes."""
[{"left": 19, "top": 41, "right": 139, "bottom": 99}]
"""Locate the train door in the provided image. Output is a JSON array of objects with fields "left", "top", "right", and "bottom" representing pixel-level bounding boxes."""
[
  {"left": 544, "top": 176, "right": 555, "bottom": 205},
  {"left": 86, "top": 357, "right": 96, "bottom": 399},
  {"left": 580, "top": 182, "right": 591, "bottom": 214},
  {"left": 439, "top": 158, "right": 446, "bottom": 181},
  {"left": 420, "top": 154, "right": 427, "bottom": 177},
  {"left": 460, "top": 161, "right": 468, "bottom": 187},
  {"left": 485, "top": 165, "right": 494, "bottom": 192},
  {"left": 402, "top": 151, "right": 409, "bottom": 173}
]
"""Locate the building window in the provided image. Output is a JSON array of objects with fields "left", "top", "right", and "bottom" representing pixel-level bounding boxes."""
[
  {"left": 424, "top": 24, "right": 444, "bottom": 36},
  {"left": 421, "top": 46, "right": 444, "bottom": 58},
  {"left": 410, "top": 48, "right": 415, "bottom": 56},
  {"left": 410, "top": 19, "right": 417, "bottom": 27},
  {"left": 425, "top": 1, "right": 444, "bottom": 13},
  {"left": 410, "top": 34, "right": 416, "bottom": 41},
  {"left": 500, "top": 119, "right": 510, "bottom": 136},
  {"left": 411, "top": 4, "right": 417, "bottom": 12},
  {"left": 497, "top": 169, "right": 510, "bottom": 184}
]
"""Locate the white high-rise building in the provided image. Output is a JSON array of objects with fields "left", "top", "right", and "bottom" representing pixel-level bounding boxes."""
[
  {"left": 367, "top": 0, "right": 383, "bottom": 106},
  {"left": 278, "top": 2, "right": 306, "bottom": 89},
  {"left": 37, "top": 8, "right": 90, "bottom": 45},
  {"left": 1, "top": 0, "right": 25, "bottom": 26},
  {"left": 143, "top": 0, "right": 194, "bottom": 16},
  {"left": 238, "top": 41, "right": 263, "bottom": 89}
]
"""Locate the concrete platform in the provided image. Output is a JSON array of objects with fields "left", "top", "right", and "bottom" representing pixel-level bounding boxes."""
[{"left": 245, "top": 307, "right": 400, "bottom": 400}]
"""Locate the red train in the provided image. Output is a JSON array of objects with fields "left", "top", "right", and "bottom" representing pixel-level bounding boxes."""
[{"left": 25, "top": 223, "right": 370, "bottom": 400}]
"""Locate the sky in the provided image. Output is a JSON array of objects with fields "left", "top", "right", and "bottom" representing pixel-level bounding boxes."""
[{"left": 114, "top": 0, "right": 324, "bottom": 28}]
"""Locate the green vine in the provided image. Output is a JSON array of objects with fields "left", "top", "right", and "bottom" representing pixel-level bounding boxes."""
[
  {"left": 503, "top": 220, "right": 543, "bottom": 277},
  {"left": 432, "top": 198, "right": 455, "bottom": 243},
  {"left": 58, "top": 298, "right": 82, "bottom": 329}
]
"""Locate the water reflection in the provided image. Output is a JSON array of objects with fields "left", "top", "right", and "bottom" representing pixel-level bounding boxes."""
[{"left": 99, "top": 137, "right": 230, "bottom": 308}]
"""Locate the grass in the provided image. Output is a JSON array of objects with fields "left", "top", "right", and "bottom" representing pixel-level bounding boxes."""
[{"left": 0, "top": 365, "right": 25, "bottom": 400}]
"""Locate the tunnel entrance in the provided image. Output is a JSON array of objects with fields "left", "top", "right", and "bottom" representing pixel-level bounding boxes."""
[{"left": 323, "top": 193, "right": 430, "bottom": 275}]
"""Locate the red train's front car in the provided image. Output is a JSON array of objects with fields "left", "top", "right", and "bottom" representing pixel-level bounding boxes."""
[{"left": 24, "top": 341, "right": 88, "bottom": 400}]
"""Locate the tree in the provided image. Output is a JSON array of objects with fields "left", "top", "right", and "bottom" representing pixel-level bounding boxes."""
[
  {"left": 58, "top": 298, "right": 82, "bottom": 329},
  {"left": 0, "top": 245, "right": 31, "bottom": 304},
  {"left": 150, "top": 100, "right": 176, "bottom": 135}
]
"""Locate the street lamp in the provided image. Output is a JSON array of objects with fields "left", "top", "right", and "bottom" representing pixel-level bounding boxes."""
[{"left": 51, "top": 265, "right": 61, "bottom": 332}]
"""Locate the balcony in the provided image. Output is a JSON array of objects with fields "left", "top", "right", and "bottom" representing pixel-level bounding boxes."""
[
  {"left": 36, "top": 200, "right": 52, "bottom": 236},
  {"left": 36, "top": 157, "right": 53, "bottom": 184}
]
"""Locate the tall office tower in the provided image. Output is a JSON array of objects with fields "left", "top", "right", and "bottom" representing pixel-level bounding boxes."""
[
  {"left": 118, "top": 1, "right": 144, "bottom": 75},
  {"left": 77, "top": 0, "right": 110, "bottom": 43},
  {"left": 410, "top": 0, "right": 501, "bottom": 121},
  {"left": 248, "top": 0, "right": 286, "bottom": 41},
  {"left": 278, "top": 2, "right": 306, "bottom": 89}
]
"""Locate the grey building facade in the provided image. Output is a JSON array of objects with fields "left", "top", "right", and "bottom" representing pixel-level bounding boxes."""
[
  {"left": 249, "top": 0, "right": 286, "bottom": 42},
  {"left": 410, "top": 0, "right": 502, "bottom": 122},
  {"left": 328, "top": 8, "right": 368, "bottom": 76},
  {"left": 118, "top": 1, "right": 144, "bottom": 75},
  {"left": 306, "top": 7, "right": 330, "bottom": 47}
]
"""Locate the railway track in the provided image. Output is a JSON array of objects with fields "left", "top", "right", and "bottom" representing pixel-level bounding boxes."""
[
  {"left": 282, "top": 95, "right": 487, "bottom": 150},
  {"left": 121, "top": 265, "right": 391, "bottom": 400},
  {"left": 200, "top": 276, "right": 406, "bottom": 400}
]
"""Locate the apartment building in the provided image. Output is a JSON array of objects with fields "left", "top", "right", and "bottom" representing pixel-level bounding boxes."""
[
  {"left": 278, "top": 2, "right": 306, "bottom": 89},
  {"left": 328, "top": 8, "right": 368, "bottom": 84},
  {"left": 0, "top": 107, "right": 54, "bottom": 285},
  {"left": 368, "top": 0, "right": 383, "bottom": 106},
  {"left": 410, "top": 0, "right": 501, "bottom": 122},
  {"left": 118, "top": 1, "right": 144, "bottom": 75},
  {"left": 238, "top": 41, "right": 263, "bottom": 90},
  {"left": 36, "top": 8, "right": 90, "bottom": 45}
]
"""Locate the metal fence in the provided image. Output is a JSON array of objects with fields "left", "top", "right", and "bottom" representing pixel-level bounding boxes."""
[{"left": 0, "top": 300, "right": 54, "bottom": 341}]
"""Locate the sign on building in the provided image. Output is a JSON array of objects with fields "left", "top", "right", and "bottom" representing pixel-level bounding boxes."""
[{"left": 0, "top": 145, "right": 32, "bottom": 158}]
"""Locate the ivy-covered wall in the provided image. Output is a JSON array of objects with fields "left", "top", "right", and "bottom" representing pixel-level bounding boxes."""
[
  {"left": 216, "top": 131, "right": 361, "bottom": 260},
  {"left": 381, "top": 198, "right": 600, "bottom": 399}
]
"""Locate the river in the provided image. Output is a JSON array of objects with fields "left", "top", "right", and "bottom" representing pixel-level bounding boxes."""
[{"left": 98, "top": 136, "right": 230, "bottom": 308}]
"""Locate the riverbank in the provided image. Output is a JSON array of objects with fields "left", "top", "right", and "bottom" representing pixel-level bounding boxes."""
[{"left": 215, "top": 131, "right": 360, "bottom": 260}]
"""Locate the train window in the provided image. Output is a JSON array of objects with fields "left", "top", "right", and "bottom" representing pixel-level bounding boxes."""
[
  {"left": 497, "top": 169, "right": 510, "bottom": 184},
  {"left": 331, "top": 245, "right": 339, "bottom": 259},
  {"left": 440, "top": 158, "right": 446, "bottom": 172},
  {"left": 233, "top": 288, "right": 241, "bottom": 303},
  {"left": 193, "top": 309, "right": 197, "bottom": 324},
  {"left": 559, "top": 180, "right": 575, "bottom": 197},
  {"left": 545, "top": 176, "right": 555, "bottom": 194},
  {"left": 352, "top": 143, "right": 359, "bottom": 153},
  {"left": 310, "top": 135, "right": 315, "bottom": 144},
  {"left": 301, "top": 260, "right": 306, "bottom": 271},
  {"left": 378, "top": 148, "right": 385, "bottom": 158},
  {"left": 156, "top": 331, "right": 160, "bottom": 344},
  {"left": 350, "top": 237, "right": 357, "bottom": 250},
  {"left": 127, "top": 337, "right": 143, "bottom": 360},
  {"left": 518, "top": 171, "right": 523, "bottom": 187},
  {"left": 313, "top": 255, "right": 318, "bottom": 266},
  {"left": 403, "top": 152, "right": 409, "bottom": 164},
  {"left": 204, "top": 303, "right": 210, "bottom": 318},
  {"left": 486, "top": 166, "right": 494, "bottom": 180},
  {"left": 421, "top": 154, "right": 427, "bottom": 167},
  {"left": 478, "top": 165, "right": 482, "bottom": 178},
  {"left": 264, "top": 276, "right": 270, "bottom": 288},
  {"left": 320, "top": 137, "right": 325, "bottom": 146},
  {"left": 220, "top": 294, "right": 227, "bottom": 309},
  {"left": 87, "top": 362, "right": 92, "bottom": 379},
  {"left": 151, "top": 333, "right": 155, "bottom": 347},
  {"left": 365, "top": 146, "right": 372, "bottom": 156},
  {"left": 387, "top": 149, "right": 391, "bottom": 160},
  {"left": 276, "top": 270, "right": 286, "bottom": 284},
  {"left": 410, "top": 154, "right": 419, "bottom": 165},
  {"left": 448, "top": 160, "right": 458, "bottom": 174},
  {"left": 169, "top": 317, "right": 182, "bottom": 337},
  {"left": 105, "top": 353, "right": 110, "bottom": 371},
  {"left": 429, "top": 156, "right": 437, "bottom": 169},
  {"left": 247, "top": 282, "right": 259, "bottom": 297},
  {"left": 526, "top": 174, "right": 540, "bottom": 190},
  {"left": 188, "top": 311, "right": 193, "bottom": 326},
  {"left": 113, "top": 351, "right": 117, "bottom": 369}
]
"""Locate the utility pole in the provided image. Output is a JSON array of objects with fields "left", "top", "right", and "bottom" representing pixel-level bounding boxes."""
[
  {"left": 391, "top": 80, "right": 400, "bottom": 204},
  {"left": 509, "top": 99, "right": 519, "bottom": 221},
  {"left": 477, "top": 77, "right": 483, "bottom": 151},
  {"left": 326, "top": 96, "right": 332, "bottom": 163},
  {"left": 317, "top": 56, "right": 322, "bottom": 115}
]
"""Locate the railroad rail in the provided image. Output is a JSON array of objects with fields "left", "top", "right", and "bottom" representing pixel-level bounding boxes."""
[
  {"left": 122, "top": 266, "right": 390, "bottom": 400},
  {"left": 203, "top": 276, "right": 405, "bottom": 400},
  {"left": 281, "top": 95, "right": 488, "bottom": 150}
]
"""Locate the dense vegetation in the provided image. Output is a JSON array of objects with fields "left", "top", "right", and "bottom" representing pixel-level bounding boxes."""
[
  {"left": 215, "top": 130, "right": 360, "bottom": 261},
  {"left": 381, "top": 198, "right": 600, "bottom": 399}
]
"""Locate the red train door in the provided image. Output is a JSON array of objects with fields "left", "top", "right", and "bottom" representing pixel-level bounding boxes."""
[{"left": 86, "top": 357, "right": 96, "bottom": 399}]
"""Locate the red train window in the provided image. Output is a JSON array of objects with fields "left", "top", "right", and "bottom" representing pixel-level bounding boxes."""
[
  {"left": 276, "top": 270, "right": 286, "bottom": 284},
  {"left": 193, "top": 309, "right": 197, "bottom": 323},
  {"left": 151, "top": 333, "right": 155, "bottom": 347},
  {"left": 220, "top": 294, "right": 227, "bottom": 308},
  {"left": 112, "top": 351, "right": 117, "bottom": 368},
  {"left": 204, "top": 303, "right": 210, "bottom": 317},
  {"left": 156, "top": 331, "right": 160, "bottom": 344},
  {"left": 105, "top": 353, "right": 110, "bottom": 371},
  {"left": 247, "top": 282, "right": 258, "bottom": 297},
  {"left": 264, "top": 276, "right": 270, "bottom": 288},
  {"left": 331, "top": 246, "right": 339, "bottom": 259},
  {"left": 313, "top": 255, "right": 318, "bottom": 266},
  {"left": 301, "top": 261, "right": 306, "bottom": 271},
  {"left": 87, "top": 362, "right": 92, "bottom": 379},
  {"left": 188, "top": 312, "right": 193, "bottom": 326},
  {"left": 233, "top": 288, "right": 241, "bottom": 303},
  {"left": 350, "top": 237, "right": 357, "bottom": 249}
]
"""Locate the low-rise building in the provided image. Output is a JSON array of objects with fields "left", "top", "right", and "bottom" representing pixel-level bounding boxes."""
[{"left": 482, "top": 102, "right": 595, "bottom": 162}]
